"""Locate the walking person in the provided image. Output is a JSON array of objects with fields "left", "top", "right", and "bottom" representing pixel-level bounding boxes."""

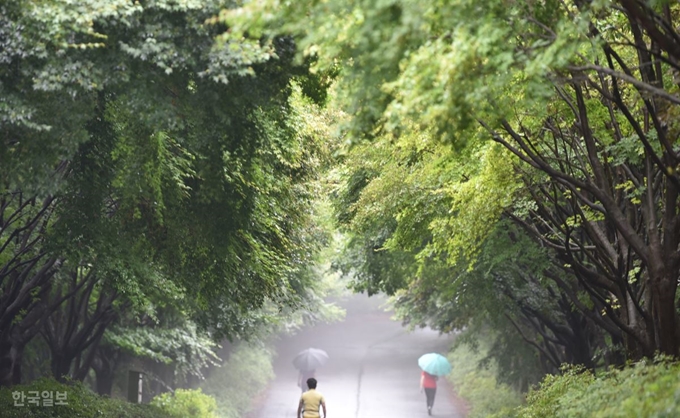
[
  {"left": 420, "top": 370, "right": 438, "bottom": 415},
  {"left": 298, "top": 369, "right": 316, "bottom": 392},
  {"left": 293, "top": 347, "right": 328, "bottom": 392},
  {"left": 417, "top": 352, "right": 451, "bottom": 415},
  {"left": 298, "top": 377, "right": 327, "bottom": 418}
]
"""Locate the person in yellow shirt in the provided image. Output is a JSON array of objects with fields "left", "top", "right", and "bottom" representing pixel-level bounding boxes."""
[{"left": 297, "top": 377, "right": 327, "bottom": 418}]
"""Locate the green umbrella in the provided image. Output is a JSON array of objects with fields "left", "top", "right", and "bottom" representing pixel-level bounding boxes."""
[{"left": 418, "top": 353, "right": 452, "bottom": 376}]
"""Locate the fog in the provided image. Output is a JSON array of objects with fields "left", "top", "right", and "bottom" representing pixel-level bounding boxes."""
[{"left": 248, "top": 294, "right": 467, "bottom": 417}]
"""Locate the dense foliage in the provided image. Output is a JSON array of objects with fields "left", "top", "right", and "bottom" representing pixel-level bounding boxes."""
[
  {"left": 225, "top": 0, "right": 680, "bottom": 373},
  {"left": 4, "top": 0, "right": 680, "bottom": 414},
  {"left": 0, "top": 0, "right": 337, "bottom": 396},
  {"left": 0, "top": 378, "right": 168, "bottom": 418},
  {"left": 151, "top": 388, "right": 218, "bottom": 418},
  {"left": 510, "top": 358, "right": 680, "bottom": 418}
]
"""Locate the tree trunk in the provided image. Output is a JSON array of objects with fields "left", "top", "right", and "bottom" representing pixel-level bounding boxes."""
[
  {"left": 11, "top": 342, "right": 24, "bottom": 385},
  {"left": 51, "top": 351, "right": 73, "bottom": 383},
  {"left": 92, "top": 345, "right": 121, "bottom": 396},
  {"left": 95, "top": 367, "right": 115, "bottom": 396},
  {"left": 565, "top": 311, "right": 594, "bottom": 369},
  {"left": 0, "top": 338, "right": 15, "bottom": 387},
  {"left": 73, "top": 330, "right": 106, "bottom": 383},
  {"left": 0, "top": 335, "right": 28, "bottom": 386},
  {"left": 652, "top": 276, "right": 679, "bottom": 355}
]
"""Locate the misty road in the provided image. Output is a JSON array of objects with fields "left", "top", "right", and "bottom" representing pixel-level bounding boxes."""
[{"left": 250, "top": 294, "right": 467, "bottom": 418}]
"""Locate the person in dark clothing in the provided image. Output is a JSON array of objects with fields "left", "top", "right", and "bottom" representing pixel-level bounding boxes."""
[
  {"left": 420, "top": 371, "right": 438, "bottom": 415},
  {"left": 298, "top": 369, "right": 316, "bottom": 391}
]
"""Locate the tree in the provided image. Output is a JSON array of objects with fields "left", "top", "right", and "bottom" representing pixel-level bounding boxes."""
[
  {"left": 228, "top": 0, "right": 680, "bottom": 359},
  {"left": 0, "top": 193, "right": 62, "bottom": 386},
  {"left": 331, "top": 129, "right": 606, "bottom": 385},
  {"left": 1, "top": 0, "right": 331, "bottom": 386}
]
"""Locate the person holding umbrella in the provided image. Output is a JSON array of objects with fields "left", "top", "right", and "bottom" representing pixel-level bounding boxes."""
[
  {"left": 420, "top": 371, "right": 438, "bottom": 415},
  {"left": 293, "top": 348, "right": 328, "bottom": 392},
  {"left": 298, "top": 368, "right": 316, "bottom": 391},
  {"left": 417, "top": 353, "right": 452, "bottom": 415}
]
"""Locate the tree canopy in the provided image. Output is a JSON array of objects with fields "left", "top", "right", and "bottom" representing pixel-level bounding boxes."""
[
  {"left": 1, "top": 0, "right": 336, "bottom": 388},
  {"left": 4, "top": 0, "right": 680, "bottom": 404},
  {"left": 224, "top": 0, "right": 680, "bottom": 369}
]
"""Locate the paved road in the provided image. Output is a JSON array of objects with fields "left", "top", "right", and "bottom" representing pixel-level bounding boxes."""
[{"left": 251, "top": 294, "right": 467, "bottom": 418}]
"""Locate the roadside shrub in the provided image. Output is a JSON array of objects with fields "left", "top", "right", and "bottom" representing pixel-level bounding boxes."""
[
  {"left": 447, "top": 340, "right": 522, "bottom": 418},
  {"left": 513, "top": 358, "right": 680, "bottom": 418},
  {"left": 151, "top": 388, "right": 218, "bottom": 418},
  {"left": 200, "top": 342, "right": 275, "bottom": 418},
  {"left": 513, "top": 365, "right": 594, "bottom": 418},
  {"left": 0, "top": 378, "right": 167, "bottom": 418}
]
